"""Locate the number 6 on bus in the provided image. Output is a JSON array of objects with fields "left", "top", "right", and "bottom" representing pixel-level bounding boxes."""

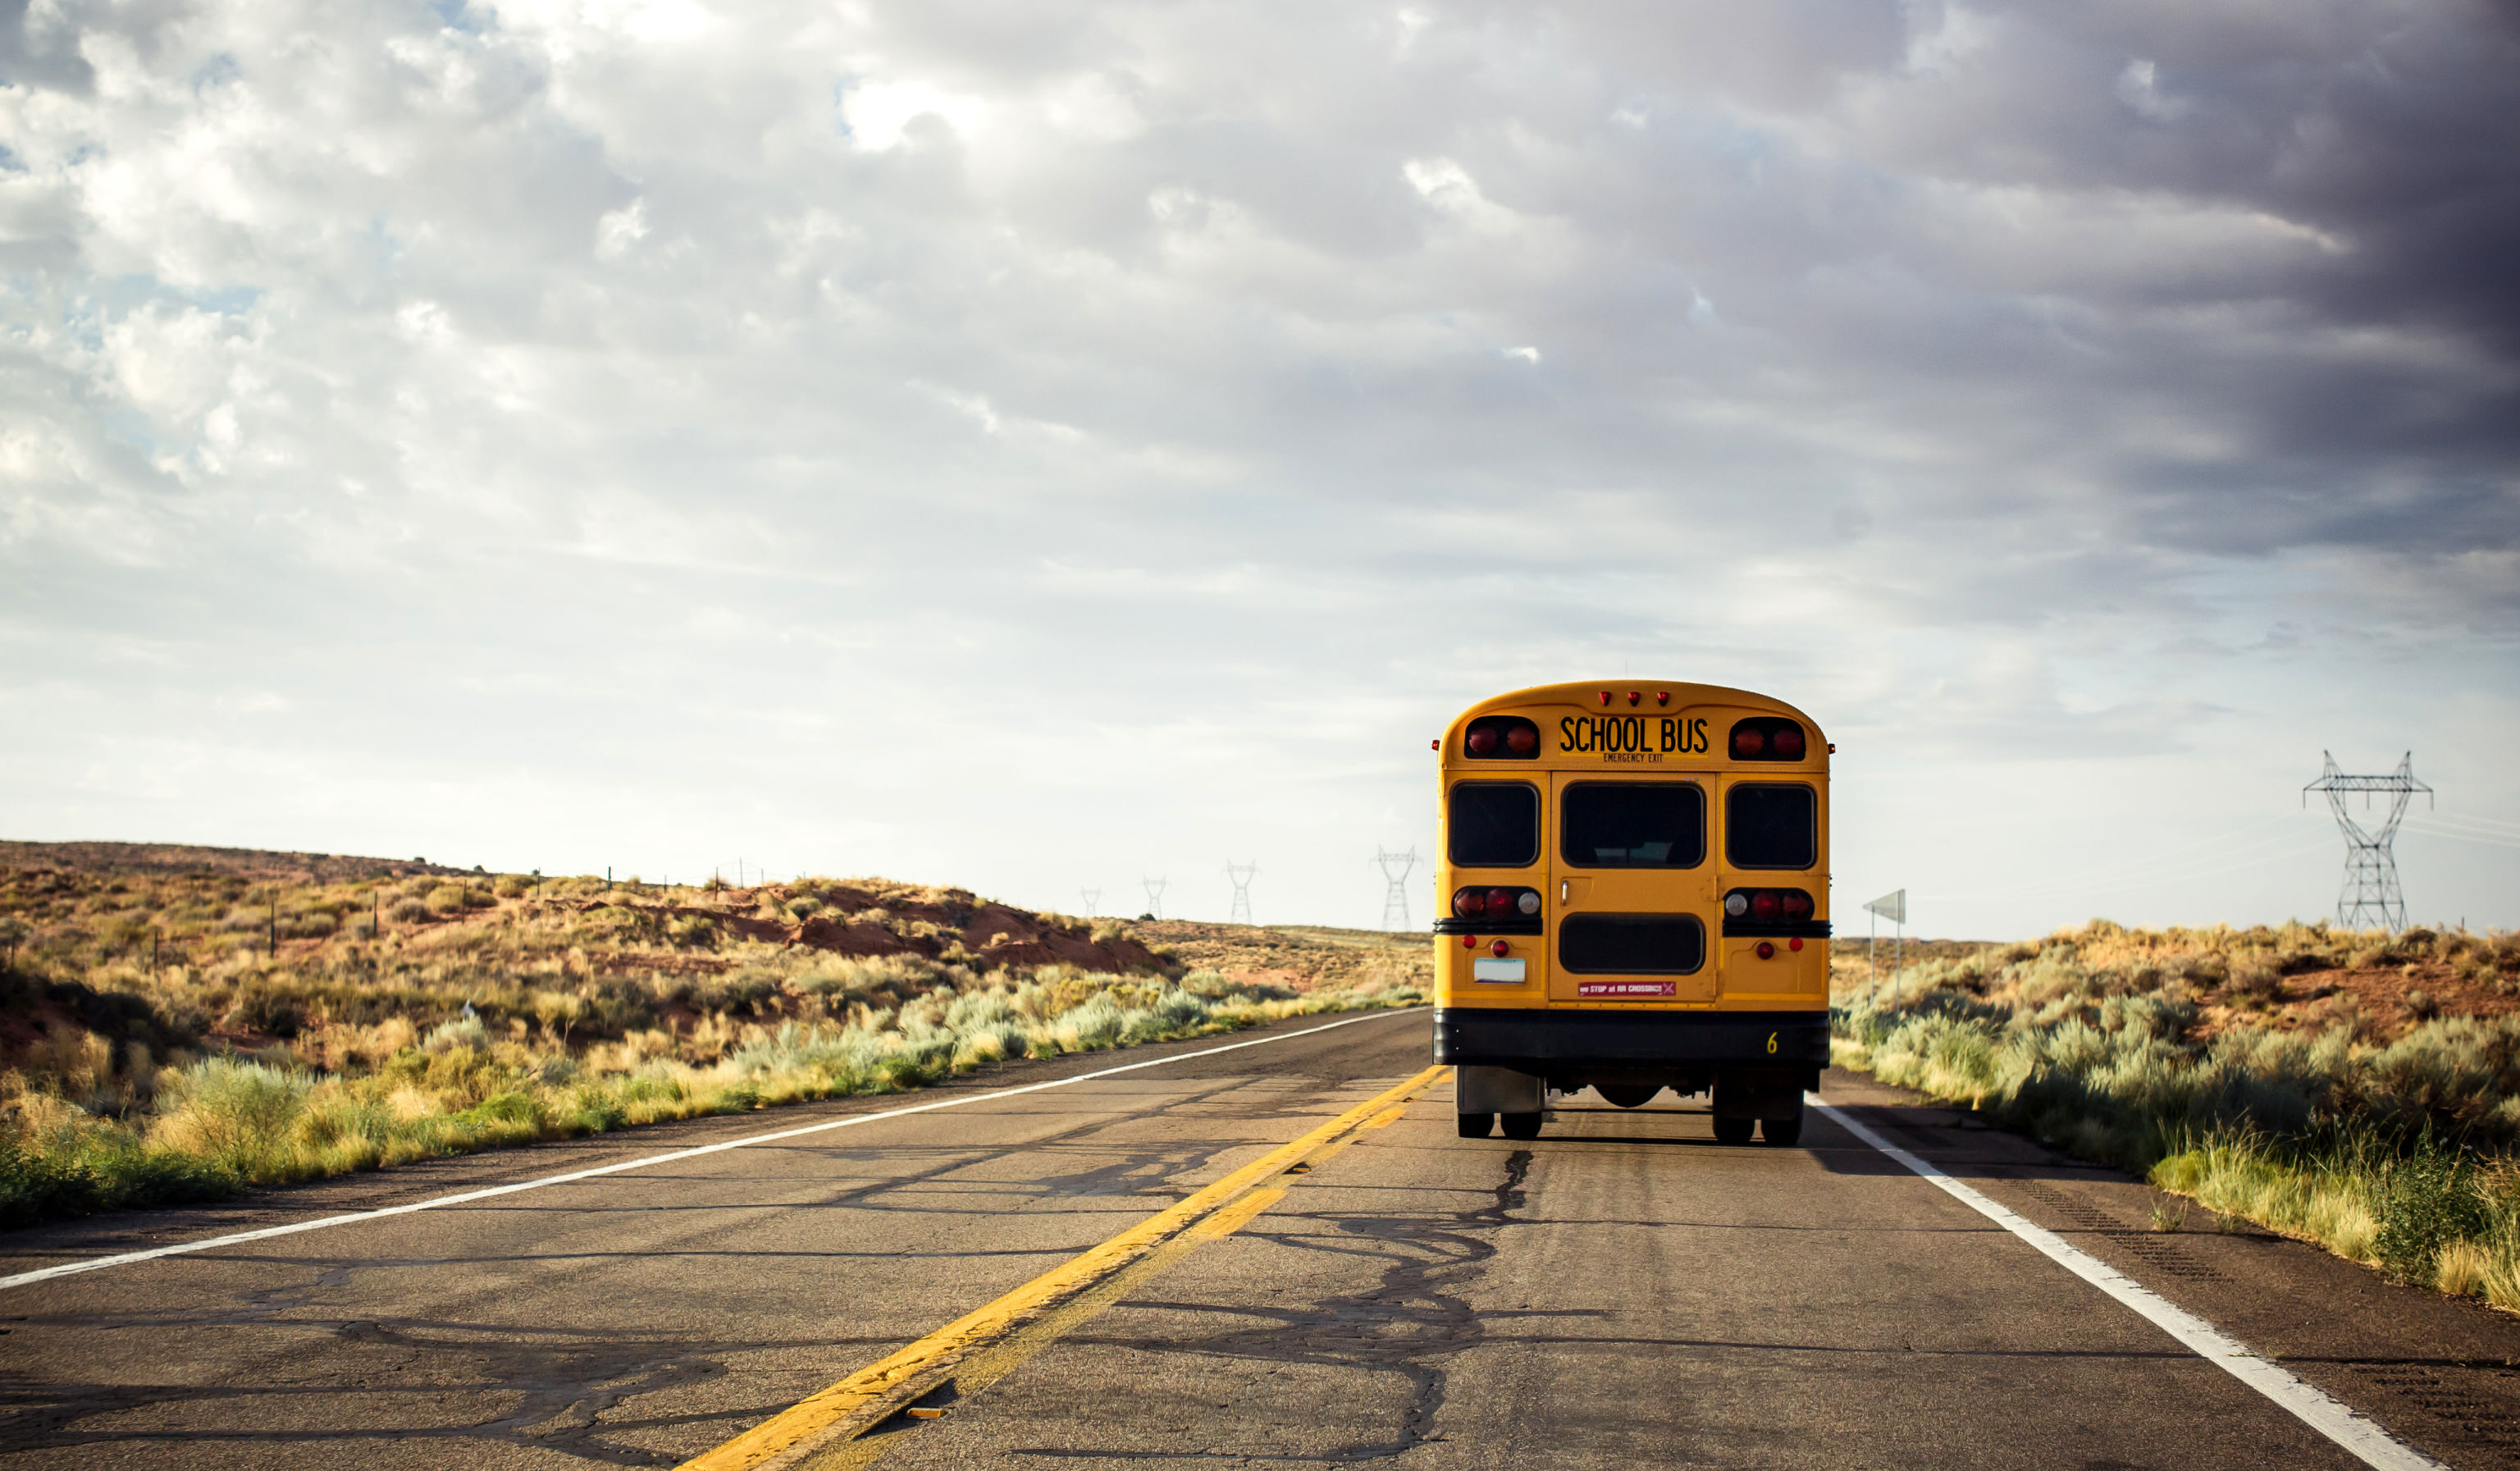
[{"left": 1432, "top": 681, "right": 1830, "bottom": 1145}]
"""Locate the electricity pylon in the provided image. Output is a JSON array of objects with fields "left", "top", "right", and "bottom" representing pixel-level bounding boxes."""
[
  {"left": 1224, "top": 861, "right": 1258, "bottom": 925},
  {"left": 1079, "top": 888, "right": 1101, "bottom": 918},
  {"left": 2304, "top": 751, "right": 2431, "bottom": 932},
  {"left": 1375, "top": 847, "right": 1418, "bottom": 931},
  {"left": 1142, "top": 876, "right": 1167, "bottom": 920}
]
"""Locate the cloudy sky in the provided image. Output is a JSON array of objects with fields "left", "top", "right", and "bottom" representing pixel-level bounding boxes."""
[{"left": 4, "top": 0, "right": 2517, "bottom": 935}]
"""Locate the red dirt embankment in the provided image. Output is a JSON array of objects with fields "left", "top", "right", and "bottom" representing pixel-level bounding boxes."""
[{"left": 562, "top": 881, "right": 1171, "bottom": 975}]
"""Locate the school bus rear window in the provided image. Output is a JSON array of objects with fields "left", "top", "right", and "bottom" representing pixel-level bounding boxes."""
[
  {"left": 1726, "top": 783, "right": 1817, "bottom": 869},
  {"left": 1559, "top": 914, "right": 1706, "bottom": 974},
  {"left": 1561, "top": 782, "right": 1705, "bottom": 869},
  {"left": 1449, "top": 783, "right": 1539, "bottom": 867}
]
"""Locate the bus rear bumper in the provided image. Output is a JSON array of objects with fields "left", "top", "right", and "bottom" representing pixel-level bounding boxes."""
[{"left": 1432, "top": 1007, "right": 1828, "bottom": 1094}]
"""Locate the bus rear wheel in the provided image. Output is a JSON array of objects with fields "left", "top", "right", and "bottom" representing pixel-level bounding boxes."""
[
  {"left": 1457, "top": 1112, "right": 1495, "bottom": 1139},
  {"left": 1762, "top": 1106, "right": 1804, "bottom": 1147},
  {"left": 1500, "top": 1112, "right": 1543, "bottom": 1140},
  {"left": 1596, "top": 1085, "right": 1659, "bottom": 1109},
  {"left": 1711, "top": 1114, "right": 1755, "bottom": 1146}
]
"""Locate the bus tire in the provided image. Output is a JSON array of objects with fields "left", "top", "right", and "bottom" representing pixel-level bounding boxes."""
[
  {"left": 1761, "top": 1108, "right": 1804, "bottom": 1147},
  {"left": 1500, "top": 1112, "right": 1544, "bottom": 1140},
  {"left": 1458, "top": 1112, "right": 1495, "bottom": 1139},
  {"left": 1597, "top": 1084, "right": 1659, "bottom": 1109},
  {"left": 1712, "top": 1114, "right": 1755, "bottom": 1145}
]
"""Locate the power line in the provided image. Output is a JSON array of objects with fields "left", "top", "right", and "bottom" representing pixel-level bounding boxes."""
[
  {"left": 1224, "top": 861, "right": 1258, "bottom": 925},
  {"left": 2305, "top": 751, "right": 2431, "bottom": 932},
  {"left": 1374, "top": 847, "right": 1418, "bottom": 931}
]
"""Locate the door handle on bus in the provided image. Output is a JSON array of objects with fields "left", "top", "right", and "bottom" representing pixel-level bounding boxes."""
[{"left": 1560, "top": 879, "right": 1568, "bottom": 902}]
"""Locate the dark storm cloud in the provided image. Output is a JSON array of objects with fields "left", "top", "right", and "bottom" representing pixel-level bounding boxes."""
[{"left": 0, "top": 0, "right": 96, "bottom": 94}]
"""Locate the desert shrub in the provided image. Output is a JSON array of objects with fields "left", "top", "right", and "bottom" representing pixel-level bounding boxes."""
[
  {"left": 422, "top": 1014, "right": 488, "bottom": 1053},
  {"left": 151, "top": 1057, "right": 312, "bottom": 1176},
  {"left": 227, "top": 989, "right": 305, "bottom": 1038},
  {"left": 424, "top": 886, "right": 473, "bottom": 916},
  {"left": 2373, "top": 1138, "right": 2493, "bottom": 1285}
]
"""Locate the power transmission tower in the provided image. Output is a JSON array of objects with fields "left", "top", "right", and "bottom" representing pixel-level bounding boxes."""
[
  {"left": 2304, "top": 751, "right": 2431, "bottom": 932},
  {"left": 1375, "top": 847, "right": 1418, "bottom": 931},
  {"left": 1224, "top": 861, "right": 1258, "bottom": 925},
  {"left": 1079, "top": 888, "right": 1101, "bottom": 917},
  {"left": 1142, "top": 876, "right": 1167, "bottom": 920}
]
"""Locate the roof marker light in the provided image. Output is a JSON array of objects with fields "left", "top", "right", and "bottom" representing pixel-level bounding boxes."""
[
  {"left": 1655, "top": 691, "right": 1669, "bottom": 706},
  {"left": 1597, "top": 691, "right": 1613, "bottom": 706}
]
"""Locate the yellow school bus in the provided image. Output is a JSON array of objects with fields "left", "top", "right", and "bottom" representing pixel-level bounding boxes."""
[{"left": 1431, "top": 680, "right": 1829, "bottom": 1144}]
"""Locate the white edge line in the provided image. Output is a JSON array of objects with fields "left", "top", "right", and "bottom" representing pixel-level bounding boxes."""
[
  {"left": 2, "top": 1007, "right": 1428, "bottom": 1293},
  {"left": 1811, "top": 1097, "right": 2447, "bottom": 1471}
]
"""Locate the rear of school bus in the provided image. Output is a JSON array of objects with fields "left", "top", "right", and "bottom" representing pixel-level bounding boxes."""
[{"left": 1431, "top": 680, "right": 1830, "bottom": 1144}]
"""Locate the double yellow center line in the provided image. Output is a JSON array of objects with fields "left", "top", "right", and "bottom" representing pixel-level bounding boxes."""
[{"left": 678, "top": 1064, "right": 1452, "bottom": 1471}]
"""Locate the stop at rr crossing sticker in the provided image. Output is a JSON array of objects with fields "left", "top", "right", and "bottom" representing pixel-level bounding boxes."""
[{"left": 1577, "top": 980, "right": 1676, "bottom": 998}]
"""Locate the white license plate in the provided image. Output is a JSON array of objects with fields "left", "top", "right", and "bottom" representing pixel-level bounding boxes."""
[{"left": 1472, "top": 958, "right": 1527, "bottom": 983}]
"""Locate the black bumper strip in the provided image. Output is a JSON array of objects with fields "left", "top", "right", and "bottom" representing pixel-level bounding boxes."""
[
  {"left": 1432, "top": 917, "right": 1543, "bottom": 935},
  {"left": 1433, "top": 1007, "right": 1829, "bottom": 1069}
]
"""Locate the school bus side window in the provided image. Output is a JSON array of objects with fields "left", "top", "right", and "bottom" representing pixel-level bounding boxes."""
[
  {"left": 1449, "top": 783, "right": 1540, "bottom": 867},
  {"left": 1727, "top": 783, "right": 1816, "bottom": 869},
  {"left": 1562, "top": 782, "right": 1705, "bottom": 868}
]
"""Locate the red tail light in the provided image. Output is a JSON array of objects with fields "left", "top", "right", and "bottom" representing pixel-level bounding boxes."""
[
  {"left": 1491, "top": 939, "right": 1509, "bottom": 957},
  {"left": 1729, "top": 716, "right": 1810, "bottom": 761},
  {"left": 1454, "top": 886, "right": 1541, "bottom": 921},
  {"left": 1462, "top": 715, "right": 1541, "bottom": 760},
  {"left": 1755, "top": 941, "right": 1776, "bottom": 960},
  {"left": 1725, "top": 887, "right": 1819, "bottom": 929}
]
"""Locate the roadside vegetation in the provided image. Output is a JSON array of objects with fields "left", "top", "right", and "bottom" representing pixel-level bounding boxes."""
[
  {"left": 0, "top": 847, "right": 1427, "bottom": 1231},
  {"left": 1832, "top": 921, "right": 2520, "bottom": 1313}
]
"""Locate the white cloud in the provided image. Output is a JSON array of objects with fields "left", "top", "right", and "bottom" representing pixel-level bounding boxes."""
[
  {"left": 839, "top": 78, "right": 987, "bottom": 150},
  {"left": 0, "top": 0, "right": 2513, "bottom": 934}
]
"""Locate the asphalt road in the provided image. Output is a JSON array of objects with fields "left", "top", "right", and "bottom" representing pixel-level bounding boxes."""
[{"left": 4, "top": 1008, "right": 2518, "bottom": 1469}]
